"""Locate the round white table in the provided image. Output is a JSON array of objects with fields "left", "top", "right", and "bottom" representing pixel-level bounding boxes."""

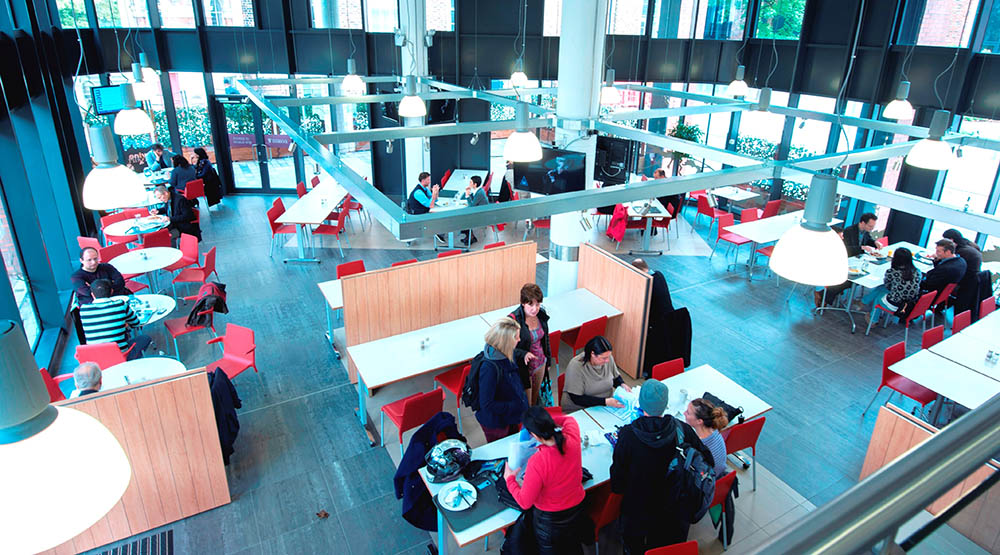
[
  {"left": 111, "top": 294, "right": 177, "bottom": 326},
  {"left": 104, "top": 216, "right": 168, "bottom": 238},
  {"left": 101, "top": 357, "right": 187, "bottom": 390},
  {"left": 143, "top": 169, "right": 171, "bottom": 185},
  {"left": 110, "top": 247, "right": 182, "bottom": 293},
  {"left": 124, "top": 191, "right": 167, "bottom": 209}
]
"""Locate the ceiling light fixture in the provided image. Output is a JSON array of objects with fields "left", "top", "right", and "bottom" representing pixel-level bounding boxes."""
[
  {"left": 470, "top": 132, "right": 480, "bottom": 146},
  {"left": 83, "top": 125, "right": 148, "bottom": 210},
  {"left": 883, "top": 80, "right": 913, "bottom": 120},
  {"left": 386, "top": 139, "right": 394, "bottom": 154},
  {"left": 905, "top": 109, "right": 955, "bottom": 171},
  {"left": 510, "top": 58, "right": 529, "bottom": 89},
  {"left": 503, "top": 103, "right": 542, "bottom": 162},
  {"left": 769, "top": 174, "right": 848, "bottom": 287},
  {"left": 131, "top": 63, "right": 152, "bottom": 101},
  {"left": 397, "top": 75, "right": 427, "bottom": 118},
  {"left": 600, "top": 68, "right": 619, "bottom": 105},
  {"left": 112, "top": 83, "right": 153, "bottom": 136},
  {"left": 728, "top": 65, "right": 749, "bottom": 98},
  {"left": 341, "top": 58, "right": 366, "bottom": 96},
  {"left": 0, "top": 320, "right": 131, "bottom": 554}
]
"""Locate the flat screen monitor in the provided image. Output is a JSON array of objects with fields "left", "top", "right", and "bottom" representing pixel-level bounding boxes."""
[
  {"left": 427, "top": 99, "right": 457, "bottom": 123},
  {"left": 513, "top": 147, "right": 586, "bottom": 196},
  {"left": 91, "top": 85, "right": 127, "bottom": 116}
]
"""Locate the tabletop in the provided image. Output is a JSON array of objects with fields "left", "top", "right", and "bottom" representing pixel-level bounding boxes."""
[
  {"left": 723, "top": 210, "right": 842, "bottom": 245},
  {"left": 889, "top": 349, "right": 1000, "bottom": 410},
  {"left": 110, "top": 294, "right": 177, "bottom": 326},
  {"left": 143, "top": 169, "right": 171, "bottom": 185},
  {"left": 101, "top": 356, "right": 187, "bottom": 390},
  {"left": 848, "top": 242, "right": 933, "bottom": 288},
  {"left": 124, "top": 191, "right": 166, "bottom": 209},
  {"left": 444, "top": 169, "right": 489, "bottom": 193},
  {"left": 430, "top": 198, "right": 469, "bottom": 213},
  {"left": 109, "top": 247, "right": 183, "bottom": 275},
  {"left": 928, "top": 332, "right": 1000, "bottom": 381},
  {"left": 960, "top": 311, "right": 1000, "bottom": 342},
  {"left": 711, "top": 186, "right": 757, "bottom": 203},
  {"left": 479, "top": 288, "right": 623, "bottom": 333},
  {"left": 104, "top": 216, "right": 168, "bottom": 238},
  {"left": 347, "top": 315, "right": 491, "bottom": 389},
  {"left": 625, "top": 199, "right": 670, "bottom": 219},
  {"left": 277, "top": 180, "right": 349, "bottom": 225}
]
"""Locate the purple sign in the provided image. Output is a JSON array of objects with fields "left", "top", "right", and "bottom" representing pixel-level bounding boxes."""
[
  {"left": 265, "top": 134, "right": 292, "bottom": 148},
  {"left": 228, "top": 133, "right": 254, "bottom": 148}
]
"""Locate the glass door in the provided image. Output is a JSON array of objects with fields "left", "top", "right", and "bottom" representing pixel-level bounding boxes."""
[{"left": 216, "top": 96, "right": 295, "bottom": 192}]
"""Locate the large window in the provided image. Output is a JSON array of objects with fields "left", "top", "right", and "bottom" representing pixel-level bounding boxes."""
[
  {"left": 0, "top": 194, "right": 40, "bottom": 348},
  {"left": 652, "top": 0, "right": 747, "bottom": 40},
  {"left": 608, "top": 0, "right": 648, "bottom": 34},
  {"left": 110, "top": 71, "right": 172, "bottom": 169},
  {"left": 928, "top": 116, "right": 1000, "bottom": 241},
  {"left": 899, "top": 0, "right": 978, "bottom": 47},
  {"left": 983, "top": 2, "right": 1000, "bottom": 53},
  {"left": 755, "top": 0, "right": 804, "bottom": 39},
  {"left": 791, "top": 94, "right": 835, "bottom": 157},
  {"left": 543, "top": 0, "right": 561, "bottom": 36},
  {"left": 426, "top": 0, "right": 455, "bottom": 31},
  {"left": 157, "top": 0, "right": 196, "bottom": 28},
  {"left": 97, "top": 0, "right": 151, "bottom": 27},
  {"left": 57, "top": 0, "right": 90, "bottom": 28},
  {"left": 168, "top": 72, "right": 213, "bottom": 161},
  {"left": 310, "top": 0, "right": 363, "bottom": 29},
  {"left": 367, "top": 0, "right": 398, "bottom": 32},
  {"left": 201, "top": 0, "right": 255, "bottom": 27}
]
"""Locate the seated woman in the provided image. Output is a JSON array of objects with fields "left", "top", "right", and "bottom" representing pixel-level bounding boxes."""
[
  {"left": 168, "top": 154, "right": 197, "bottom": 193},
  {"left": 560, "top": 336, "right": 631, "bottom": 413},
  {"left": 684, "top": 398, "right": 729, "bottom": 478},
  {"left": 474, "top": 317, "right": 530, "bottom": 443},
  {"left": 860, "top": 247, "right": 923, "bottom": 316}
]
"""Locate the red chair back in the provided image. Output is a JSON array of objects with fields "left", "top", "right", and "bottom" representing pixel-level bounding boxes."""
[
  {"left": 876, "top": 236, "right": 889, "bottom": 248},
  {"left": 75, "top": 343, "right": 126, "bottom": 369},
  {"left": 98, "top": 242, "right": 130, "bottom": 263},
  {"left": 101, "top": 208, "right": 149, "bottom": 228},
  {"left": 953, "top": 310, "right": 971, "bottom": 334},
  {"left": 296, "top": 181, "right": 307, "bottom": 198},
  {"left": 717, "top": 212, "right": 735, "bottom": 229},
  {"left": 222, "top": 323, "right": 255, "bottom": 360},
  {"left": 982, "top": 296, "right": 997, "bottom": 318},
  {"left": 696, "top": 195, "right": 714, "bottom": 217},
  {"left": 484, "top": 242, "right": 506, "bottom": 249},
  {"left": 184, "top": 179, "right": 205, "bottom": 200},
  {"left": 932, "top": 282, "right": 957, "bottom": 309},
  {"left": 761, "top": 199, "right": 781, "bottom": 218},
  {"left": 310, "top": 175, "right": 321, "bottom": 187},
  {"left": 740, "top": 208, "right": 758, "bottom": 223},
  {"left": 202, "top": 247, "right": 217, "bottom": 277},
  {"left": 178, "top": 233, "right": 199, "bottom": 262},
  {"left": 336, "top": 260, "right": 366, "bottom": 278},
  {"left": 78, "top": 236, "right": 101, "bottom": 251},
  {"left": 651, "top": 358, "right": 684, "bottom": 381},
  {"left": 557, "top": 372, "right": 565, "bottom": 401},
  {"left": 573, "top": 316, "right": 608, "bottom": 351},
  {"left": 921, "top": 325, "right": 944, "bottom": 350},
  {"left": 273, "top": 197, "right": 286, "bottom": 211},
  {"left": 645, "top": 541, "right": 698, "bottom": 555},
  {"left": 141, "top": 228, "right": 172, "bottom": 248},
  {"left": 39, "top": 368, "right": 67, "bottom": 403},
  {"left": 400, "top": 389, "right": 445, "bottom": 435},
  {"left": 710, "top": 471, "right": 738, "bottom": 509},
  {"left": 585, "top": 484, "right": 623, "bottom": 542},
  {"left": 437, "top": 250, "right": 461, "bottom": 258},
  {"left": 391, "top": 259, "right": 418, "bottom": 267},
  {"left": 441, "top": 169, "right": 452, "bottom": 186},
  {"left": 548, "top": 329, "right": 561, "bottom": 365},
  {"left": 721, "top": 416, "right": 765, "bottom": 455},
  {"left": 905, "top": 291, "right": 937, "bottom": 326},
  {"left": 266, "top": 204, "right": 285, "bottom": 234},
  {"left": 882, "top": 341, "right": 907, "bottom": 386}
]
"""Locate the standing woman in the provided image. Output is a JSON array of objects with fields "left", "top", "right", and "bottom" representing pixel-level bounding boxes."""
[
  {"left": 684, "top": 398, "right": 729, "bottom": 478},
  {"left": 503, "top": 407, "right": 586, "bottom": 555},
  {"left": 510, "top": 283, "right": 553, "bottom": 406},
  {"left": 168, "top": 154, "right": 197, "bottom": 194},
  {"left": 192, "top": 147, "right": 223, "bottom": 206},
  {"left": 474, "top": 317, "right": 530, "bottom": 443}
]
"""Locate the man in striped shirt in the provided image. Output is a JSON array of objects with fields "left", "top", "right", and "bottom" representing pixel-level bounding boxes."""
[{"left": 79, "top": 279, "right": 152, "bottom": 360}]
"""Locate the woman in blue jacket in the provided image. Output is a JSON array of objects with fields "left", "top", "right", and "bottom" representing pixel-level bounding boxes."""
[{"left": 475, "top": 317, "right": 530, "bottom": 443}]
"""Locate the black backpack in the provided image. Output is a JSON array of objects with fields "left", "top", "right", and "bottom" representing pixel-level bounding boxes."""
[
  {"left": 461, "top": 352, "right": 499, "bottom": 412},
  {"left": 666, "top": 423, "right": 716, "bottom": 523}
]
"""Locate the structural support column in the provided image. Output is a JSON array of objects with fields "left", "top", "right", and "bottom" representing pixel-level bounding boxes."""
[
  {"left": 548, "top": 0, "right": 609, "bottom": 295},
  {"left": 399, "top": 0, "right": 431, "bottom": 194}
]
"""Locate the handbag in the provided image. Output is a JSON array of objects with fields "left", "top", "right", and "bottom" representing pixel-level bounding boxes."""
[
  {"left": 538, "top": 368, "right": 555, "bottom": 407},
  {"left": 702, "top": 392, "right": 744, "bottom": 424}
]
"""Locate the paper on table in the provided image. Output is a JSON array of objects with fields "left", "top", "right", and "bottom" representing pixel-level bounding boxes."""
[
  {"left": 608, "top": 385, "right": 642, "bottom": 422},
  {"left": 507, "top": 428, "right": 538, "bottom": 471}
]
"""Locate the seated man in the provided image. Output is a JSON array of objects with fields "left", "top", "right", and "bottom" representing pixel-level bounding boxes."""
[
  {"left": 460, "top": 175, "right": 488, "bottom": 245},
  {"left": 144, "top": 143, "right": 175, "bottom": 171},
  {"left": 71, "top": 247, "right": 128, "bottom": 304},
  {"left": 79, "top": 279, "right": 152, "bottom": 360},
  {"left": 843, "top": 212, "right": 879, "bottom": 257},
  {"left": 71, "top": 362, "right": 102, "bottom": 398},
  {"left": 151, "top": 185, "right": 200, "bottom": 240},
  {"left": 405, "top": 171, "right": 445, "bottom": 242},
  {"left": 922, "top": 238, "right": 967, "bottom": 298}
]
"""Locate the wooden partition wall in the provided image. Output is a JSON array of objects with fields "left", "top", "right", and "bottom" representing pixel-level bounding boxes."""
[
  {"left": 341, "top": 241, "right": 537, "bottom": 382},
  {"left": 43, "top": 370, "right": 230, "bottom": 554},
  {"left": 577, "top": 243, "right": 652, "bottom": 379},
  {"left": 861, "top": 405, "right": 1000, "bottom": 552}
]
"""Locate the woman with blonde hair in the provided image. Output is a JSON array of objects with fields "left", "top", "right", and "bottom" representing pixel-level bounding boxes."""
[{"left": 474, "top": 317, "right": 530, "bottom": 442}]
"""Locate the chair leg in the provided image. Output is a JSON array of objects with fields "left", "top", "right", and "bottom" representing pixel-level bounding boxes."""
[
  {"left": 400, "top": 442, "right": 404, "bottom": 459},
  {"left": 751, "top": 447, "right": 757, "bottom": 491},
  {"left": 337, "top": 238, "right": 344, "bottom": 257},
  {"left": 269, "top": 235, "right": 275, "bottom": 257},
  {"left": 862, "top": 388, "right": 882, "bottom": 416},
  {"left": 380, "top": 412, "right": 385, "bottom": 447},
  {"left": 904, "top": 325, "right": 909, "bottom": 345},
  {"left": 865, "top": 308, "right": 878, "bottom": 335},
  {"left": 172, "top": 337, "right": 180, "bottom": 361},
  {"left": 722, "top": 511, "right": 728, "bottom": 550}
]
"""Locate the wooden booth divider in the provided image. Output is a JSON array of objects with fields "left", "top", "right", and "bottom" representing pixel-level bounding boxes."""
[
  {"left": 341, "top": 241, "right": 537, "bottom": 383},
  {"left": 861, "top": 405, "right": 1000, "bottom": 552},
  {"left": 43, "top": 370, "right": 231, "bottom": 554},
  {"left": 576, "top": 243, "right": 652, "bottom": 379}
]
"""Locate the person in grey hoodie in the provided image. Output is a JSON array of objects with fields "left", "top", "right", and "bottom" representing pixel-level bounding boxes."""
[{"left": 475, "top": 317, "right": 530, "bottom": 443}]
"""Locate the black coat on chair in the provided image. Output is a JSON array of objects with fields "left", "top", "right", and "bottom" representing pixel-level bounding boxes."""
[
  {"left": 208, "top": 368, "right": 241, "bottom": 465},
  {"left": 393, "top": 412, "right": 465, "bottom": 531}
]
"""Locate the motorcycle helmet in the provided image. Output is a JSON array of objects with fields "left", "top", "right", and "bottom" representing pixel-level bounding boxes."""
[{"left": 425, "top": 439, "right": 471, "bottom": 483}]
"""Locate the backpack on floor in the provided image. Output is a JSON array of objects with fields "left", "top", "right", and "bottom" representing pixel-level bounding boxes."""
[{"left": 666, "top": 423, "right": 717, "bottom": 523}]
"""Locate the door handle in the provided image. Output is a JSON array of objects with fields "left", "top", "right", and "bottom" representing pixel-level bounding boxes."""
[{"left": 250, "top": 143, "right": 259, "bottom": 162}]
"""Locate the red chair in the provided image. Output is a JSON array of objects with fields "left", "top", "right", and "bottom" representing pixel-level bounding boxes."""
[
  {"left": 267, "top": 199, "right": 298, "bottom": 257},
  {"left": 921, "top": 325, "right": 944, "bottom": 350},
  {"left": 101, "top": 208, "right": 149, "bottom": 245},
  {"left": 312, "top": 210, "right": 351, "bottom": 257},
  {"left": 39, "top": 368, "right": 73, "bottom": 403},
  {"left": 163, "top": 306, "right": 218, "bottom": 361},
  {"left": 739, "top": 207, "right": 758, "bottom": 223},
  {"left": 876, "top": 236, "right": 889, "bottom": 249},
  {"left": 863, "top": 341, "right": 937, "bottom": 417},
  {"left": 205, "top": 323, "right": 258, "bottom": 381},
  {"left": 560, "top": 315, "right": 608, "bottom": 356},
  {"left": 755, "top": 199, "right": 781, "bottom": 219},
  {"left": 652, "top": 358, "right": 684, "bottom": 381},
  {"left": 652, "top": 203, "right": 675, "bottom": 242},
  {"left": 342, "top": 194, "right": 368, "bottom": 231},
  {"left": 710, "top": 213, "right": 751, "bottom": 263},
  {"left": 336, "top": 260, "right": 366, "bottom": 279},
  {"left": 557, "top": 372, "right": 565, "bottom": 401},
  {"left": 484, "top": 241, "right": 506, "bottom": 249},
  {"left": 709, "top": 471, "right": 738, "bottom": 550},
  {"left": 440, "top": 169, "right": 452, "bottom": 186},
  {"left": 380, "top": 388, "right": 445, "bottom": 457},
  {"left": 982, "top": 296, "right": 997, "bottom": 319},
  {"left": 952, "top": 310, "right": 971, "bottom": 334},
  {"left": 97, "top": 243, "right": 148, "bottom": 291},
  {"left": 548, "top": 329, "right": 562, "bottom": 368},
  {"left": 929, "top": 282, "right": 957, "bottom": 328},
  {"left": 523, "top": 218, "right": 551, "bottom": 241},
  {"left": 78, "top": 236, "right": 101, "bottom": 250},
  {"left": 866, "top": 290, "right": 935, "bottom": 342},
  {"left": 164, "top": 233, "right": 200, "bottom": 273},
  {"left": 184, "top": 179, "right": 205, "bottom": 206},
  {"left": 75, "top": 342, "right": 130, "bottom": 369},
  {"left": 434, "top": 364, "right": 470, "bottom": 433},
  {"left": 310, "top": 175, "right": 321, "bottom": 187},
  {"left": 391, "top": 259, "right": 418, "bottom": 267},
  {"left": 720, "top": 416, "right": 765, "bottom": 491},
  {"left": 437, "top": 249, "right": 461, "bottom": 258},
  {"left": 172, "top": 247, "right": 218, "bottom": 296},
  {"left": 586, "top": 483, "right": 623, "bottom": 547},
  {"left": 645, "top": 541, "right": 698, "bottom": 555},
  {"left": 695, "top": 195, "right": 726, "bottom": 235},
  {"left": 140, "top": 228, "right": 171, "bottom": 248},
  {"left": 296, "top": 181, "right": 307, "bottom": 198}
]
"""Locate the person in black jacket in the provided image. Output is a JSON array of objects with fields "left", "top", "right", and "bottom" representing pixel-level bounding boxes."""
[
  {"left": 632, "top": 259, "right": 675, "bottom": 378},
  {"left": 922, "top": 238, "right": 967, "bottom": 298},
  {"left": 193, "top": 147, "right": 223, "bottom": 206},
  {"left": 942, "top": 229, "right": 982, "bottom": 315},
  {"left": 611, "top": 380, "right": 714, "bottom": 554},
  {"left": 71, "top": 247, "right": 128, "bottom": 304},
  {"left": 509, "top": 283, "right": 553, "bottom": 405},
  {"left": 151, "top": 185, "right": 201, "bottom": 240},
  {"left": 842, "top": 212, "right": 879, "bottom": 258},
  {"left": 475, "top": 317, "right": 530, "bottom": 443}
]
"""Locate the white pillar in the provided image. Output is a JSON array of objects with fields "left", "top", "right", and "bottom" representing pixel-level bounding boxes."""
[
  {"left": 548, "top": 0, "right": 609, "bottom": 295},
  {"left": 399, "top": 0, "right": 431, "bottom": 194}
]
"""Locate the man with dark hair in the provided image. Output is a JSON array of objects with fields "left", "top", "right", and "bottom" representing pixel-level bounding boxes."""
[
  {"left": 71, "top": 247, "right": 128, "bottom": 304},
  {"left": 842, "top": 212, "right": 879, "bottom": 257},
  {"left": 144, "top": 143, "right": 175, "bottom": 171},
  {"left": 921, "top": 238, "right": 967, "bottom": 298},
  {"left": 460, "top": 175, "right": 488, "bottom": 246},
  {"left": 151, "top": 185, "right": 200, "bottom": 240},
  {"left": 405, "top": 172, "right": 445, "bottom": 242},
  {"left": 78, "top": 278, "right": 152, "bottom": 360}
]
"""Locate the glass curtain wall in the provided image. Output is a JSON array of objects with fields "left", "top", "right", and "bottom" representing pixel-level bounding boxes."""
[
  {"left": 928, "top": 116, "right": 1000, "bottom": 242},
  {"left": 96, "top": 0, "right": 151, "bottom": 27},
  {"left": 201, "top": 0, "right": 255, "bottom": 26},
  {"left": 0, "top": 191, "right": 40, "bottom": 347},
  {"left": 652, "top": 0, "right": 747, "bottom": 39},
  {"left": 755, "top": 0, "right": 804, "bottom": 39},
  {"left": 168, "top": 72, "right": 213, "bottom": 161},
  {"left": 158, "top": 0, "right": 197, "bottom": 28},
  {"left": 309, "top": 0, "right": 363, "bottom": 29},
  {"left": 899, "top": 0, "right": 978, "bottom": 47}
]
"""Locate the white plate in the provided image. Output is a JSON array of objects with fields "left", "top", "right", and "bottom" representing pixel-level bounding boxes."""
[{"left": 437, "top": 479, "right": 477, "bottom": 512}]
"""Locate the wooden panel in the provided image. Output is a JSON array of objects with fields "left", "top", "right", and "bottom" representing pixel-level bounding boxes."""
[
  {"left": 576, "top": 243, "right": 653, "bottom": 379},
  {"left": 41, "top": 372, "right": 230, "bottom": 554}
]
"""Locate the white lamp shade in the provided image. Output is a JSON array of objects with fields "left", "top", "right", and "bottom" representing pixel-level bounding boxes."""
[
  {"left": 905, "top": 138, "right": 956, "bottom": 171},
  {"left": 0, "top": 406, "right": 131, "bottom": 554},
  {"left": 503, "top": 130, "right": 543, "bottom": 162},
  {"left": 882, "top": 98, "right": 913, "bottom": 120},
  {"left": 510, "top": 71, "right": 529, "bottom": 89},
  {"left": 341, "top": 73, "right": 366, "bottom": 96},
  {"left": 728, "top": 79, "right": 749, "bottom": 98},
  {"left": 83, "top": 164, "right": 148, "bottom": 210},
  {"left": 769, "top": 224, "right": 849, "bottom": 286},
  {"left": 600, "top": 85, "right": 620, "bottom": 105},
  {"left": 398, "top": 94, "right": 427, "bottom": 118},
  {"left": 132, "top": 80, "right": 153, "bottom": 101},
  {"left": 113, "top": 108, "right": 153, "bottom": 135}
]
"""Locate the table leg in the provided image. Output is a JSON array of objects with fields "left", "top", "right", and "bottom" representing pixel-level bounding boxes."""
[
  {"left": 283, "top": 224, "right": 321, "bottom": 263},
  {"left": 325, "top": 303, "right": 341, "bottom": 358},
  {"left": 437, "top": 509, "right": 449, "bottom": 555},
  {"left": 747, "top": 241, "right": 758, "bottom": 281},
  {"left": 629, "top": 217, "right": 663, "bottom": 256},
  {"left": 357, "top": 376, "right": 368, "bottom": 426},
  {"left": 815, "top": 283, "right": 860, "bottom": 333}
]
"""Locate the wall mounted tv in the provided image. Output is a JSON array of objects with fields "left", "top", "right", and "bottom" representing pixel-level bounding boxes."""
[
  {"left": 91, "top": 85, "right": 128, "bottom": 116},
  {"left": 513, "top": 147, "right": 587, "bottom": 196}
]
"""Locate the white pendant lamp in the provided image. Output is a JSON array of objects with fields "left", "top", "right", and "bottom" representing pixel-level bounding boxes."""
[
  {"left": 600, "top": 68, "right": 619, "bottom": 105},
  {"left": 131, "top": 63, "right": 153, "bottom": 101},
  {"left": 83, "top": 125, "right": 148, "bottom": 210},
  {"left": 905, "top": 109, "right": 956, "bottom": 171},
  {"left": 882, "top": 80, "right": 913, "bottom": 120},
  {"left": 728, "top": 65, "right": 749, "bottom": 98},
  {"left": 503, "top": 103, "right": 543, "bottom": 162},
  {"left": 398, "top": 75, "right": 427, "bottom": 118},
  {"left": 112, "top": 83, "right": 153, "bottom": 136},
  {"left": 0, "top": 320, "right": 131, "bottom": 554},
  {"left": 341, "top": 58, "right": 366, "bottom": 96},
  {"left": 510, "top": 58, "right": 529, "bottom": 89},
  {"left": 769, "top": 174, "right": 849, "bottom": 287}
]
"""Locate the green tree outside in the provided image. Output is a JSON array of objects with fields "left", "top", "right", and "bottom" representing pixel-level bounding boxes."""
[{"left": 756, "top": 0, "right": 806, "bottom": 40}]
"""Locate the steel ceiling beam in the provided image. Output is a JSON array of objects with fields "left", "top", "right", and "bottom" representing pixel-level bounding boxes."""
[
  {"left": 593, "top": 120, "right": 761, "bottom": 168},
  {"left": 606, "top": 102, "right": 754, "bottom": 121},
  {"left": 620, "top": 84, "right": 746, "bottom": 105},
  {"left": 421, "top": 77, "right": 552, "bottom": 116},
  {"left": 271, "top": 91, "right": 474, "bottom": 107},
  {"left": 243, "top": 76, "right": 401, "bottom": 86},
  {"left": 312, "top": 117, "right": 556, "bottom": 145}
]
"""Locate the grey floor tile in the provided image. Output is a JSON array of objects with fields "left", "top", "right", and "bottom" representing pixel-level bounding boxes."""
[
  {"left": 251, "top": 470, "right": 337, "bottom": 540},
  {"left": 323, "top": 448, "right": 398, "bottom": 514},
  {"left": 339, "top": 493, "right": 433, "bottom": 555}
]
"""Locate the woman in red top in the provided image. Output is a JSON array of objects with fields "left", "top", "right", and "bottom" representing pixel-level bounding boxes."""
[{"left": 503, "top": 407, "right": 586, "bottom": 554}]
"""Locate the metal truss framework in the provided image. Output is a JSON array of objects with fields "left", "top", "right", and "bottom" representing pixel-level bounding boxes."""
[{"left": 237, "top": 77, "right": 1000, "bottom": 240}]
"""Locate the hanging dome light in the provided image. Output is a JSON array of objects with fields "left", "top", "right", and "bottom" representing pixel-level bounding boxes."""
[
  {"left": 905, "top": 109, "right": 956, "bottom": 171},
  {"left": 600, "top": 68, "right": 619, "bottom": 105},
  {"left": 503, "top": 103, "right": 543, "bottom": 162},
  {"left": 883, "top": 80, "right": 913, "bottom": 120},
  {"left": 112, "top": 83, "right": 153, "bottom": 136},
  {"left": 131, "top": 63, "right": 153, "bottom": 101},
  {"left": 728, "top": 65, "right": 749, "bottom": 98},
  {"left": 0, "top": 320, "right": 132, "bottom": 554},
  {"left": 83, "top": 125, "right": 148, "bottom": 210},
  {"left": 510, "top": 58, "right": 529, "bottom": 89},
  {"left": 769, "top": 174, "right": 849, "bottom": 286},
  {"left": 341, "top": 58, "right": 366, "bottom": 96},
  {"left": 398, "top": 75, "right": 427, "bottom": 118}
]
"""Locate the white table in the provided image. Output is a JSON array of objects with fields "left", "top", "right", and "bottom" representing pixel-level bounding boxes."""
[
  {"left": 889, "top": 349, "right": 1000, "bottom": 411},
  {"left": 479, "top": 288, "right": 623, "bottom": 333},
  {"left": 101, "top": 357, "right": 187, "bottom": 390},
  {"left": 960, "top": 311, "right": 1000, "bottom": 342},
  {"left": 443, "top": 169, "right": 489, "bottom": 194},
  {"left": 418, "top": 411, "right": 610, "bottom": 553},
  {"left": 276, "top": 180, "right": 350, "bottom": 263},
  {"left": 109, "top": 247, "right": 182, "bottom": 293},
  {"left": 430, "top": 198, "right": 472, "bottom": 251},
  {"left": 143, "top": 169, "right": 171, "bottom": 185},
  {"left": 110, "top": 294, "right": 177, "bottom": 327},
  {"left": 710, "top": 186, "right": 757, "bottom": 204},
  {"left": 624, "top": 199, "right": 670, "bottom": 256},
  {"left": 103, "top": 216, "right": 167, "bottom": 238},
  {"left": 723, "top": 211, "right": 842, "bottom": 281},
  {"left": 928, "top": 332, "right": 1000, "bottom": 381}
]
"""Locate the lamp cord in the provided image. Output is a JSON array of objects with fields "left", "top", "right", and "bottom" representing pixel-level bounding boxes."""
[
  {"left": 764, "top": 35, "right": 778, "bottom": 88},
  {"left": 935, "top": 5, "right": 972, "bottom": 111},
  {"left": 834, "top": 0, "right": 866, "bottom": 172}
]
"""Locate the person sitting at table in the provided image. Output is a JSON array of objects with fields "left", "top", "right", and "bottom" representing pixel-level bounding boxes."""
[
  {"left": 405, "top": 172, "right": 446, "bottom": 242},
  {"left": 168, "top": 154, "right": 197, "bottom": 194},
  {"left": 144, "top": 143, "right": 175, "bottom": 171},
  {"left": 79, "top": 279, "right": 152, "bottom": 360},
  {"left": 474, "top": 317, "right": 530, "bottom": 443},
  {"left": 942, "top": 229, "right": 982, "bottom": 315},
  {"left": 459, "top": 175, "right": 488, "bottom": 246},
  {"left": 921, "top": 238, "right": 967, "bottom": 300},
  {"left": 503, "top": 407, "right": 586, "bottom": 555},
  {"left": 70, "top": 362, "right": 102, "bottom": 398},
  {"left": 611, "top": 380, "right": 714, "bottom": 553},
  {"left": 814, "top": 225, "right": 852, "bottom": 307},
  {"left": 560, "top": 336, "right": 631, "bottom": 413},
  {"left": 509, "top": 283, "right": 553, "bottom": 406},
  {"left": 632, "top": 259, "right": 675, "bottom": 378},
  {"left": 843, "top": 212, "right": 879, "bottom": 257},
  {"left": 653, "top": 169, "right": 682, "bottom": 219},
  {"left": 151, "top": 185, "right": 201, "bottom": 240},
  {"left": 192, "top": 147, "right": 223, "bottom": 207},
  {"left": 71, "top": 247, "right": 128, "bottom": 304},
  {"left": 684, "top": 397, "right": 729, "bottom": 478},
  {"left": 858, "top": 248, "right": 922, "bottom": 317}
]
